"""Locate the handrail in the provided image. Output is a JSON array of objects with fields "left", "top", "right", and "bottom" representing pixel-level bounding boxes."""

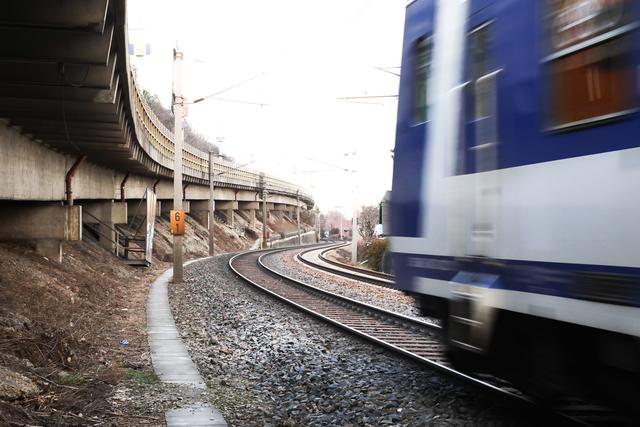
[{"left": 128, "top": 71, "right": 314, "bottom": 203}]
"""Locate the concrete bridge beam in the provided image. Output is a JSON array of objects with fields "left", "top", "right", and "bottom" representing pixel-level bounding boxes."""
[
  {"left": 238, "top": 201, "right": 259, "bottom": 210},
  {"left": 161, "top": 200, "right": 190, "bottom": 216},
  {"left": 0, "top": 204, "right": 82, "bottom": 262}
]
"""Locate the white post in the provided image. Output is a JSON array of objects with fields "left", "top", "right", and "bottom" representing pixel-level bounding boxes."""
[
  {"left": 208, "top": 149, "right": 215, "bottom": 256},
  {"left": 172, "top": 47, "right": 184, "bottom": 283},
  {"left": 351, "top": 202, "right": 357, "bottom": 264}
]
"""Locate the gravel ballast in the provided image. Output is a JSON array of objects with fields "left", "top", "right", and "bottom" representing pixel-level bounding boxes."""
[
  {"left": 262, "top": 249, "right": 425, "bottom": 319},
  {"left": 169, "top": 252, "right": 539, "bottom": 426}
]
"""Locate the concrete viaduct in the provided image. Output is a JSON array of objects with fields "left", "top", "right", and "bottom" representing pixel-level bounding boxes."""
[{"left": 0, "top": 0, "right": 313, "bottom": 262}]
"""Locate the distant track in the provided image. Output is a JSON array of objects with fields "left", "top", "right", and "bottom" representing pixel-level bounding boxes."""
[{"left": 297, "top": 243, "right": 394, "bottom": 288}]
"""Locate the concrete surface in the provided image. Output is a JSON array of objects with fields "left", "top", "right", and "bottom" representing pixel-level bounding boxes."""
[{"left": 147, "top": 260, "right": 228, "bottom": 426}]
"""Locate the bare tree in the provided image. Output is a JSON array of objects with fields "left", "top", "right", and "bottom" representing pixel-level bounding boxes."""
[
  {"left": 325, "top": 210, "right": 346, "bottom": 232},
  {"left": 357, "top": 205, "right": 378, "bottom": 240}
]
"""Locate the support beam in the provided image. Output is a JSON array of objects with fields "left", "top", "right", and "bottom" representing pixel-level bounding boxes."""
[
  {"left": 0, "top": 205, "right": 82, "bottom": 263},
  {"left": 161, "top": 200, "right": 190, "bottom": 215},
  {"left": 0, "top": 205, "right": 81, "bottom": 241},
  {"left": 238, "top": 201, "right": 259, "bottom": 210}
]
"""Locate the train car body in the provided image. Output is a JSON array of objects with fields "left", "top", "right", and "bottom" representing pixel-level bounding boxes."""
[{"left": 390, "top": 0, "right": 640, "bottom": 400}]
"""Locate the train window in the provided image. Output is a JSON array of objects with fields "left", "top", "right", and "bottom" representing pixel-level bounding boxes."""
[
  {"left": 545, "top": 0, "right": 635, "bottom": 129},
  {"left": 414, "top": 37, "right": 431, "bottom": 124},
  {"left": 470, "top": 24, "right": 494, "bottom": 120}
]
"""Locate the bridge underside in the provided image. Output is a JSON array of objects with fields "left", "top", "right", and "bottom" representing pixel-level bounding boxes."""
[{"left": 0, "top": 0, "right": 150, "bottom": 172}]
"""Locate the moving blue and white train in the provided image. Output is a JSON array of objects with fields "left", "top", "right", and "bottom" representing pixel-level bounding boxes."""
[{"left": 390, "top": 0, "right": 640, "bottom": 403}]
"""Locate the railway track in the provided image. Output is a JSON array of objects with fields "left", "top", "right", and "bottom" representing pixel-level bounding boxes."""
[
  {"left": 229, "top": 246, "right": 629, "bottom": 427},
  {"left": 296, "top": 243, "right": 395, "bottom": 288}
]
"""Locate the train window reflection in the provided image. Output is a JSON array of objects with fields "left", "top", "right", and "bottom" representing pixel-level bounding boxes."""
[
  {"left": 470, "top": 24, "right": 494, "bottom": 120},
  {"left": 546, "top": 0, "right": 635, "bottom": 128},
  {"left": 414, "top": 37, "right": 431, "bottom": 124}
]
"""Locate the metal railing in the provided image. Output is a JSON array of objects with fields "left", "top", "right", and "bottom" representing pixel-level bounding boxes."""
[{"left": 128, "top": 71, "right": 313, "bottom": 203}]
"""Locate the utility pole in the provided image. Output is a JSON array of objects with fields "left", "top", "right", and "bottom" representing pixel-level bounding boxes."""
[
  {"left": 296, "top": 190, "right": 301, "bottom": 245},
  {"left": 259, "top": 172, "right": 268, "bottom": 249},
  {"left": 208, "top": 149, "right": 215, "bottom": 256},
  {"left": 262, "top": 189, "right": 268, "bottom": 249},
  {"left": 172, "top": 47, "right": 184, "bottom": 282}
]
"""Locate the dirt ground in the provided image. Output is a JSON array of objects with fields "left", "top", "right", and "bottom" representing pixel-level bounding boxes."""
[
  {"left": 0, "top": 212, "right": 263, "bottom": 426},
  {"left": 0, "top": 210, "right": 314, "bottom": 426}
]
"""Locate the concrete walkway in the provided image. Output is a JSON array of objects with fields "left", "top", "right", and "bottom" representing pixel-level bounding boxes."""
[{"left": 147, "top": 260, "right": 227, "bottom": 427}]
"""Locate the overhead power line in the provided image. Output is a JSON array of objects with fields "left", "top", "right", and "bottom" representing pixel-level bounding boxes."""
[{"left": 191, "top": 73, "right": 266, "bottom": 104}]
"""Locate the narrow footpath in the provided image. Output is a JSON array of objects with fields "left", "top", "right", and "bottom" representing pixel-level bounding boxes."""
[{"left": 147, "top": 259, "right": 227, "bottom": 427}]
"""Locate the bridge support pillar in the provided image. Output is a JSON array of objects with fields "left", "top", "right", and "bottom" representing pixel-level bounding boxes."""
[
  {"left": 36, "top": 239, "right": 63, "bottom": 262},
  {"left": 189, "top": 200, "right": 209, "bottom": 228},
  {"left": 216, "top": 201, "right": 237, "bottom": 227},
  {"left": 82, "top": 202, "right": 127, "bottom": 253},
  {"left": 161, "top": 200, "right": 190, "bottom": 216},
  {"left": 0, "top": 204, "right": 82, "bottom": 263},
  {"left": 273, "top": 203, "right": 287, "bottom": 220},
  {"left": 238, "top": 202, "right": 258, "bottom": 227},
  {"left": 246, "top": 210, "right": 256, "bottom": 227}
]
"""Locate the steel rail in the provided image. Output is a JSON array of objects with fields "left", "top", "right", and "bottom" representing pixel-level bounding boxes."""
[
  {"left": 229, "top": 248, "right": 528, "bottom": 401},
  {"left": 228, "top": 246, "right": 627, "bottom": 427},
  {"left": 296, "top": 243, "right": 394, "bottom": 287}
]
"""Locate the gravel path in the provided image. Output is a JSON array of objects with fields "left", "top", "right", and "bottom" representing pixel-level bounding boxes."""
[
  {"left": 168, "top": 253, "right": 541, "bottom": 426},
  {"left": 262, "top": 248, "right": 424, "bottom": 320}
]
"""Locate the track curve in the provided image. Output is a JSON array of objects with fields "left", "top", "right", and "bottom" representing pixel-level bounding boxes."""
[
  {"left": 297, "top": 243, "right": 394, "bottom": 288},
  {"left": 228, "top": 246, "right": 629, "bottom": 427}
]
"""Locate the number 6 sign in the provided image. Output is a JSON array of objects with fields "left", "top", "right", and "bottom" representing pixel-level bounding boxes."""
[{"left": 170, "top": 209, "right": 185, "bottom": 235}]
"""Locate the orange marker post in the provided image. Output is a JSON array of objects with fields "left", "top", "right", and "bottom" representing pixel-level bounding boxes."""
[{"left": 170, "top": 209, "right": 185, "bottom": 235}]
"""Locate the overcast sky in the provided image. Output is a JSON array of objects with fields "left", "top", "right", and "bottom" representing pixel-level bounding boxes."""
[{"left": 128, "top": 0, "right": 406, "bottom": 215}]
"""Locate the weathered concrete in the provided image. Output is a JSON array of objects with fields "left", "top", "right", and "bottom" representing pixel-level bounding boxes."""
[
  {"left": 215, "top": 201, "right": 237, "bottom": 210},
  {"left": 189, "top": 200, "right": 210, "bottom": 228},
  {"left": 0, "top": 205, "right": 82, "bottom": 241},
  {"left": 35, "top": 239, "right": 63, "bottom": 262},
  {"left": 238, "top": 201, "right": 259, "bottom": 210},
  {"left": 161, "top": 200, "right": 191, "bottom": 215},
  {"left": 165, "top": 406, "right": 227, "bottom": 427},
  {"left": 147, "top": 260, "right": 228, "bottom": 427},
  {"left": 243, "top": 209, "right": 256, "bottom": 227},
  {"left": 0, "top": 121, "right": 310, "bottom": 208}
]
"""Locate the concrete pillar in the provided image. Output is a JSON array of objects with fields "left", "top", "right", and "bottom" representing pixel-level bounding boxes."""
[
  {"left": 216, "top": 201, "right": 237, "bottom": 227},
  {"left": 189, "top": 200, "right": 209, "bottom": 228},
  {"left": 0, "top": 205, "right": 81, "bottom": 263},
  {"left": 246, "top": 209, "right": 256, "bottom": 227},
  {"left": 238, "top": 202, "right": 258, "bottom": 228},
  {"left": 226, "top": 209, "right": 235, "bottom": 226},
  {"left": 83, "top": 201, "right": 127, "bottom": 253},
  {"left": 160, "top": 200, "right": 190, "bottom": 216},
  {"left": 36, "top": 239, "right": 62, "bottom": 262}
]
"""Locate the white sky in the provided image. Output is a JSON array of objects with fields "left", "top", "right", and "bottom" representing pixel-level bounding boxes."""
[{"left": 128, "top": 0, "right": 406, "bottom": 215}]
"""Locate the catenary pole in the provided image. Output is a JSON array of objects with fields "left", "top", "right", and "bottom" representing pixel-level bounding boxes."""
[
  {"left": 172, "top": 47, "right": 184, "bottom": 282},
  {"left": 296, "top": 190, "right": 301, "bottom": 245},
  {"left": 262, "top": 189, "right": 268, "bottom": 248},
  {"left": 208, "top": 149, "right": 215, "bottom": 256}
]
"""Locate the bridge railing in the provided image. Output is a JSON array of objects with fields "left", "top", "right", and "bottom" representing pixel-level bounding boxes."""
[{"left": 129, "top": 71, "right": 312, "bottom": 202}]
